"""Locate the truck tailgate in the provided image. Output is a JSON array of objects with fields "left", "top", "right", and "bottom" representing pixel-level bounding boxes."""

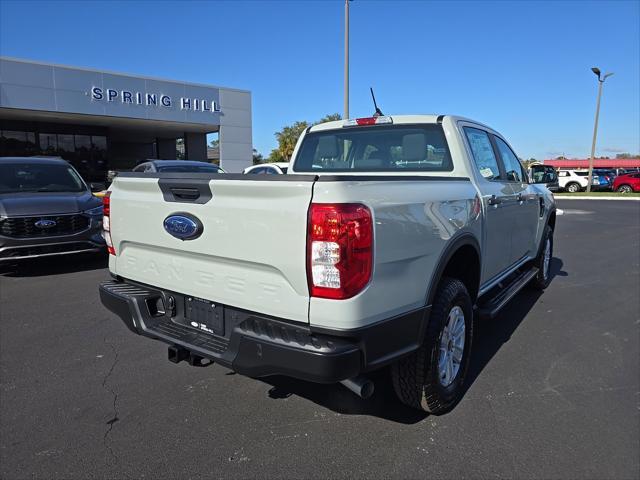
[{"left": 108, "top": 174, "right": 316, "bottom": 323}]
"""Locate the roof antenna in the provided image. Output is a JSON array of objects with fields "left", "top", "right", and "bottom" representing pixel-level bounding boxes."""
[{"left": 370, "top": 87, "right": 383, "bottom": 117}]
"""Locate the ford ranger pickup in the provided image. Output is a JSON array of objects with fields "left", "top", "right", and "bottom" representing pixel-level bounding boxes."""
[{"left": 99, "top": 115, "right": 556, "bottom": 414}]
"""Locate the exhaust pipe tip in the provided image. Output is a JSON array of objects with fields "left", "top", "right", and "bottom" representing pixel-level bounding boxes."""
[{"left": 340, "top": 376, "right": 375, "bottom": 400}]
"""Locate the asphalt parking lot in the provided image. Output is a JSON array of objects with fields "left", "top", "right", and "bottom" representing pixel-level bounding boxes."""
[{"left": 1, "top": 199, "right": 638, "bottom": 479}]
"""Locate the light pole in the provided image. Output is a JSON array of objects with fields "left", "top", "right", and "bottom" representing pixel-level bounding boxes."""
[
  {"left": 587, "top": 67, "right": 614, "bottom": 192},
  {"left": 344, "top": 0, "right": 350, "bottom": 119}
]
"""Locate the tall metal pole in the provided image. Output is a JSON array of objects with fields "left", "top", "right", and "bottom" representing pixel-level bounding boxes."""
[
  {"left": 587, "top": 80, "right": 603, "bottom": 193},
  {"left": 344, "top": 0, "right": 350, "bottom": 119}
]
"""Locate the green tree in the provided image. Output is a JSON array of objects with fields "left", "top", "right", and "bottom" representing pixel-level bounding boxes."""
[
  {"left": 252, "top": 149, "right": 264, "bottom": 165},
  {"left": 209, "top": 139, "right": 219, "bottom": 148},
  {"left": 267, "top": 148, "right": 286, "bottom": 162},
  {"left": 269, "top": 120, "right": 309, "bottom": 162},
  {"left": 317, "top": 113, "right": 342, "bottom": 124},
  {"left": 267, "top": 114, "right": 342, "bottom": 163}
]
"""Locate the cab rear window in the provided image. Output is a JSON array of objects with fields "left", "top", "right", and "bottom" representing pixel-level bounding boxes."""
[{"left": 293, "top": 125, "right": 453, "bottom": 172}]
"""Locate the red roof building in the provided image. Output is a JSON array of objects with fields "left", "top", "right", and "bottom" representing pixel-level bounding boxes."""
[{"left": 543, "top": 158, "right": 640, "bottom": 169}]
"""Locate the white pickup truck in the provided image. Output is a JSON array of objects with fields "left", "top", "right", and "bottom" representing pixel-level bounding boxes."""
[{"left": 99, "top": 115, "right": 556, "bottom": 414}]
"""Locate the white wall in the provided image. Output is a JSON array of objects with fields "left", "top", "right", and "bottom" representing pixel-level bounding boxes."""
[{"left": 219, "top": 89, "right": 253, "bottom": 172}]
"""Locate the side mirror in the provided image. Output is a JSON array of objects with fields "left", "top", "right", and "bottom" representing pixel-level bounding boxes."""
[{"left": 89, "top": 182, "right": 106, "bottom": 193}]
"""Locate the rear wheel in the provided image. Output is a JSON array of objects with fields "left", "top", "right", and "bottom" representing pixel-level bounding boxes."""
[
  {"left": 392, "top": 277, "right": 473, "bottom": 414},
  {"left": 617, "top": 184, "right": 632, "bottom": 193},
  {"left": 566, "top": 182, "right": 581, "bottom": 193}
]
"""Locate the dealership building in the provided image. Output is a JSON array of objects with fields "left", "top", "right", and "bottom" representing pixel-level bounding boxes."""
[{"left": 0, "top": 57, "right": 252, "bottom": 180}]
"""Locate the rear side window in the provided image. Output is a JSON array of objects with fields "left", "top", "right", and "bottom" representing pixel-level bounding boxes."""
[
  {"left": 493, "top": 136, "right": 526, "bottom": 182},
  {"left": 464, "top": 127, "right": 501, "bottom": 180},
  {"left": 294, "top": 124, "right": 453, "bottom": 172}
]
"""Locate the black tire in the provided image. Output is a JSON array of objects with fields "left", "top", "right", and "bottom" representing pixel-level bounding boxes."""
[
  {"left": 566, "top": 182, "right": 581, "bottom": 193},
  {"left": 391, "top": 277, "right": 473, "bottom": 414},
  {"left": 617, "top": 184, "right": 632, "bottom": 193},
  {"left": 530, "top": 225, "right": 553, "bottom": 290}
]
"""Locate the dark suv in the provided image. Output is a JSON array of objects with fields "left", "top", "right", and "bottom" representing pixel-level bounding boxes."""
[{"left": 0, "top": 157, "right": 106, "bottom": 262}]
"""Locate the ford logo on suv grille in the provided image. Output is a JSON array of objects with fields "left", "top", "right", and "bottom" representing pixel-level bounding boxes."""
[
  {"left": 163, "top": 214, "right": 203, "bottom": 240},
  {"left": 34, "top": 219, "right": 57, "bottom": 229}
]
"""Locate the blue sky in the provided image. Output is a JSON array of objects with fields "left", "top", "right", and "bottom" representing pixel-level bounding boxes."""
[{"left": 1, "top": 0, "right": 638, "bottom": 160}]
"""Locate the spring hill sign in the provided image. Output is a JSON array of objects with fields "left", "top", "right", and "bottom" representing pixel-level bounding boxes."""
[{"left": 91, "top": 87, "right": 221, "bottom": 113}]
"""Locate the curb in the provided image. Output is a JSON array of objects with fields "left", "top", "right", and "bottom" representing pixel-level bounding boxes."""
[{"left": 554, "top": 196, "right": 640, "bottom": 201}]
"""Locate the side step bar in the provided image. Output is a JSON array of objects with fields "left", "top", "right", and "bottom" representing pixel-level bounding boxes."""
[{"left": 477, "top": 267, "right": 539, "bottom": 320}]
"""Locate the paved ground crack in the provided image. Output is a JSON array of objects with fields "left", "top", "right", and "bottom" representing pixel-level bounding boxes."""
[{"left": 102, "top": 337, "right": 120, "bottom": 466}]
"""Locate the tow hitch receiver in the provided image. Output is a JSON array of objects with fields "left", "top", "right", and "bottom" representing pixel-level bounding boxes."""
[
  {"left": 168, "top": 345, "right": 189, "bottom": 364},
  {"left": 168, "top": 345, "right": 213, "bottom": 367}
]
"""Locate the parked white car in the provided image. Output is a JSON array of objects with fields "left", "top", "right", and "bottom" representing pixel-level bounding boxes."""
[
  {"left": 243, "top": 162, "right": 289, "bottom": 174},
  {"left": 558, "top": 169, "right": 603, "bottom": 192},
  {"left": 99, "top": 114, "right": 556, "bottom": 414}
]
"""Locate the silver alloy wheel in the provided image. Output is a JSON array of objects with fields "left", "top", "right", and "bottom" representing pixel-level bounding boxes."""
[
  {"left": 618, "top": 185, "right": 632, "bottom": 193},
  {"left": 567, "top": 183, "right": 579, "bottom": 193},
  {"left": 543, "top": 237, "right": 551, "bottom": 280},
  {"left": 438, "top": 305, "right": 465, "bottom": 387}
]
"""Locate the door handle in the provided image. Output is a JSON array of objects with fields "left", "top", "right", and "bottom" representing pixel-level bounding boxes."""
[{"left": 488, "top": 195, "right": 502, "bottom": 206}]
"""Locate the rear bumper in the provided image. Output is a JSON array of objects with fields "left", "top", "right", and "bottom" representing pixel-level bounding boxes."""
[{"left": 99, "top": 279, "right": 428, "bottom": 383}]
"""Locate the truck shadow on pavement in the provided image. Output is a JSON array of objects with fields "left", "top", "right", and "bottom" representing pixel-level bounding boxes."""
[
  {"left": 260, "top": 257, "right": 567, "bottom": 425},
  {"left": 0, "top": 253, "right": 108, "bottom": 278}
]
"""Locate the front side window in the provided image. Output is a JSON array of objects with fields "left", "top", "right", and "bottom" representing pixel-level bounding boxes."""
[
  {"left": 294, "top": 124, "right": 452, "bottom": 172},
  {"left": 493, "top": 136, "right": 525, "bottom": 182},
  {"left": 464, "top": 127, "right": 501, "bottom": 180},
  {"left": 0, "top": 163, "right": 86, "bottom": 193}
]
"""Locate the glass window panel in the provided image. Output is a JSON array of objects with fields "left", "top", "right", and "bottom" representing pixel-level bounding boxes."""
[
  {"left": 1, "top": 130, "right": 37, "bottom": 156},
  {"left": 463, "top": 127, "right": 501, "bottom": 180},
  {"left": 57, "top": 134, "right": 75, "bottom": 154},
  {"left": 494, "top": 137, "right": 525, "bottom": 182},
  {"left": 295, "top": 125, "right": 452, "bottom": 172},
  {"left": 39, "top": 133, "right": 58, "bottom": 155},
  {"left": 74, "top": 135, "right": 91, "bottom": 152},
  {"left": 91, "top": 136, "right": 107, "bottom": 150}
]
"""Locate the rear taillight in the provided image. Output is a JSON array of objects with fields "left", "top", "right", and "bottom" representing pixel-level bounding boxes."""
[
  {"left": 307, "top": 203, "right": 373, "bottom": 299},
  {"left": 102, "top": 192, "right": 115, "bottom": 255}
]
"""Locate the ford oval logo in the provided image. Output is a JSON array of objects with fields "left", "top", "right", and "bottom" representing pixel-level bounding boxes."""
[
  {"left": 34, "top": 219, "right": 57, "bottom": 229},
  {"left": 163, "top": 214, "right": 203, "bottom": 240}
]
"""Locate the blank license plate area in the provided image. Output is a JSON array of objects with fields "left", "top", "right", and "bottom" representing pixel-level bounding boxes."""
[{"left": 184, "top": 297, "right": 224, "bottom": 336}]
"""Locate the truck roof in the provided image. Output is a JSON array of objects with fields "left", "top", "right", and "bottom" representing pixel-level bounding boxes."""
[{"left": 308, "top": 114, "right": 490, "bottom": 132}]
